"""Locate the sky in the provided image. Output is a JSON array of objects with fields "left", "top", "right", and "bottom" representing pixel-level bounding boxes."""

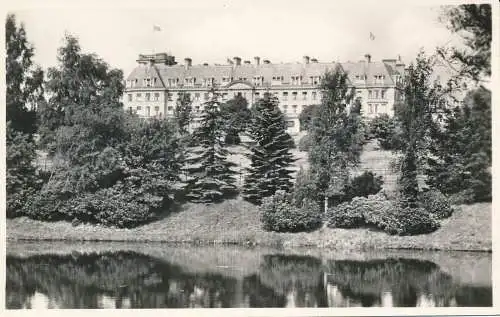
[{"left": 8, "top": 0, "right": 462, "bottom": 77}]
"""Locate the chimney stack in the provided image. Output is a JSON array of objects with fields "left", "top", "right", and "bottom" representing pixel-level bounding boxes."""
[
  {"left": 263, "top": 59, "right": 271, "bottom": 64},
  {"left": 364, "top": 54, "right": 371, "bottom": 63},
  {"left": 233, "top": 56, "right": 242, "bottom": 66},
  {"left": 303, "top": 56, "right": 310, "bottom": 64},
  {"left": 203, "top": 62, "right": 209, "bottom": 66},
  {"left": 184, "top": 57, "right": 192, "bottom": 69},
  {"left": 311, "top": 58, "right": 318, "bottom": 63},
  {"left": 254, "top": 56, "right": 260, "bottom": 66}
]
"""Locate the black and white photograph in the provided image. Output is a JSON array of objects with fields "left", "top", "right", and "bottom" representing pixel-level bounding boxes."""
[{"left": 2, "top": 0, "right": 497, "bottom": 314}]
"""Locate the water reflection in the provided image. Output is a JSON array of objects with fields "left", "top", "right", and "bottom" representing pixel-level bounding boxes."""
[{"left": 6, "top": 250, "right": 492, "bottom": 309}]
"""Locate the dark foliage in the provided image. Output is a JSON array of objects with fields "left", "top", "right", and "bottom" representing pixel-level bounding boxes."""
[
  {"left": 220, "top": 95, "right": 251, "bottom": 145},
  {"left": 368, "top": 114, "right": 403, "bottom": 151},
  {"left": 343, "top": 171, "right": 384, "bottom": 201},
  {"left": 184, "top": 90, "right": 238, "bottom": 203},
  {"left": 417, "top": 189, "right": 454, "bottom": 219},
  {"left": 260, "top": 190, "right": 322, "bottom": 233},
  {"left": 242, "top": 93, "right": 295, "bottom": 204},
  {"left": 426, "top": 87, "right": 491, "bottom": 203}
]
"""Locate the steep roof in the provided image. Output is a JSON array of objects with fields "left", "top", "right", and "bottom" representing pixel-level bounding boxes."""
[
  {"left": 126, "top": 64, "right": 165, "bottom": 88},
  {"left": 342, "top": 61, "right": 396, "bottom": 86}
]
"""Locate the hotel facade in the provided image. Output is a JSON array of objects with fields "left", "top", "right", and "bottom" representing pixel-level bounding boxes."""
[{"left": 123, "top": 53, "right": 406, "bottom": 134}]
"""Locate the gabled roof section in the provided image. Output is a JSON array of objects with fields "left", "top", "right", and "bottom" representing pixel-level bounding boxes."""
[
  {"left": 126, "top": 64, "right": 165, "bottom": 88},
  {"left": 342, "top": 61, "right": 396, "bottom": 86}
]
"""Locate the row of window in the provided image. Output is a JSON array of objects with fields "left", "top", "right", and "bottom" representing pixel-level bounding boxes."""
[
  {"left": 367, "top": 103, "right": 387, "bottom": 114},
  {"left": 368, "top": 89, "right": 387, "bottom": 99},
  {"left": 129, "top": 75, "right": 326, "bottom": 88},
  {"left": 127, "top": 90, "right": 320, "bottom": 102}
]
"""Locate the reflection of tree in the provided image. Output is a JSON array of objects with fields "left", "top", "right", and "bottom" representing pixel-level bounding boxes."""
[
  {"left": 242, "top": 274, "right": 286, "bottom": 307},
  {"left": 325, "top": 258, "right": 462, "bottom": 307},
  {"left": 6, "top": 251, "right": 237, "bottom": 309},
  {"left": 257, "top": 255, "right": 328, "bottom": 308}
]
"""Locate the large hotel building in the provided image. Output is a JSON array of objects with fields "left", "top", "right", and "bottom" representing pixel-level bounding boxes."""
[{"left": 123, "top": 53, "right": 406, "bottom": 134}]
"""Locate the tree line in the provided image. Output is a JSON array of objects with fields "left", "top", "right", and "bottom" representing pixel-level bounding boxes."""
[{"left": 6, "top": 4, "right": 492, "bottom": 233}]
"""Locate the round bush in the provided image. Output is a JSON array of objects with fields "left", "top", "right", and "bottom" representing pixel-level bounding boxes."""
[
  {"left": 418, "top": 189, "right": 454, "bottom": 219},
  {"left": 326, "top": 198, "right": 365, "bottom": 229},
  {"left": 260, "top": 191, "right": 322, "bottom": 233},
  {"left": 381, "top": 206, "right": 440, "bottom": 236}
]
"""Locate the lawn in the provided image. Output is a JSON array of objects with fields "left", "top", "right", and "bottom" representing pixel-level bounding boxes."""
[
  {"left": 15, "top": 139, "right": 490, "bottom": 251},
  {"left": 7, "top": 200, "right": 491, "bottom": 252}
]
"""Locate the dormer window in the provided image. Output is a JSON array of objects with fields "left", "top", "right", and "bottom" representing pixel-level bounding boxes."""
[
  {"left": 184, "top": 77, "right": 196, "bottom": 87},
  {"left": 252, "top": 76, "right": 264, "bottom": 86},
  {"left": 167, "top": 78, "right": 178, "bottom": 87},
  {"left": 203, "top": 77, "right": 215, "bottom": 87},
  {"left": 144, "top": 77, "right": 152, "bottom": 87},
  {"left": 310, "top": 76, "right": 320, "bottom": 85},
  {"left": 222, "top": 76, "right": 230, "bottom": 83},
  {"left": 291, "top": 75, "right": 302, "bottom": 85}
]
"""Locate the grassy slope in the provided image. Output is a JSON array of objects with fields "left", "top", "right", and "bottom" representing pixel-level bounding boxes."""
[
  {"left": 11, "top": 140, "right": 491, "bottom": 251},
  {"left": 7, "top": 200, "right": 492, "bottom": 251}
]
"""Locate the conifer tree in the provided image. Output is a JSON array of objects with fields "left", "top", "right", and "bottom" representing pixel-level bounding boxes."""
[
  {"left": 184, "top": 89, "right": 237, "bottom": 203},
  {"left": 242, "top": 93, "right": 295, "bottom": 204},
  {"left": 308, "top": 70, "right": 363, "bottom": 212},
  {"left": 426, "top": 87, "right": 491, "bottom": 202},
  {"left": 395, "top": 52, "right": 443, "bottom": 206}
]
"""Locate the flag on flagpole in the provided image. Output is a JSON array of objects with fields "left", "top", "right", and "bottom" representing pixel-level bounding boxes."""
[
  {"left": 153, "top": 25, "right": 162, "bottom": 32},
  {"left": 369, "top": 32, "right": 375, "bottom": 41}
]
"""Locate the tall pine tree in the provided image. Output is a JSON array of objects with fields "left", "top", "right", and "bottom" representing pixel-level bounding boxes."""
[
  {"left": 242, "top": 93, "right": 295, "bottom": 204},
  {"left": 395, "top": 52, "right": 444, "bottom": 206},
  {"left": 308, "top": 70, "right": 363, "bottom": 212},
  {"left": 184, "top": 89, "right": 237, "bottom": 203}
]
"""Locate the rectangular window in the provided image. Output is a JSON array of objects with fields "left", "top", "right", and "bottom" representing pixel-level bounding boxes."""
[
  {"left": 145, "top": 93, "right": 151, "bottom": 101},
  {"left": 255, "top": 92, "right": 260, "bottom": 98},
  {"left": 155, "top": 106, "right": 159, "bottom": 112},
  {"left": 137, "top": 106, "right": 142, "bottom": 111},
  {"left": 128, "top": 94, "right": 132, "bottom": 102},
  {"left": 381, "top": 90, "right": 386, "bottom": 99},
  {"left": 302, "top": 92, "right": 307, "bottom": 100},
  {"left": 153, "top": 78, "right": 157, "bottom": 85},
  {"left": 374, "top": 104, "right": 378, "bottom": 113},
  {"left": 204, "top": 93, "right": 209, "bottom": 101},
  {"left": 136, "top": 93, "right": 142, "bottom": 100},
  {"left": 374, "top": 90, "right": 379, "bottom": 99},
  {"left": 195, "top": 93, "right": 200, "bottom": 101},
  {"left": 312, "top": 92, "right": 317, "bottom": 100},
  {"left": 292, "top": 105, "right": 298, "bottom": 113},
  {"left": 167, "top": 106, "right": 173, "bottom": 111},
  {"left": 368, "top": 90, "right": 372, "bottom": 99},
  {"left": 146, "top": 106, "right": 151, "bottom": 116},
  {"left": 283, "top": 92, "right": 288, "bottom": 101},
  {"left": 168, "top": 93, "right": 173, "bottom": 101},
  {"left": 283, "top": 104, "right": 288, "bottom": 113},
  {"left": 154, "top": 93, "right": 160, "bottom": 101},
  {"left": 292, "top": 92, "right": 297, "bottom": 100},
  {"left": 369, "top": 104, "right": 373, "bottom": 114}
]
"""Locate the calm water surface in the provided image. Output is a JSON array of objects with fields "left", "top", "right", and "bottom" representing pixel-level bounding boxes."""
[{"left": 6, "top": 242, "right": 492, "bottom": 308}]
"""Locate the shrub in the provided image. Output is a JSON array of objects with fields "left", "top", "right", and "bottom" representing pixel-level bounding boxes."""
[
  {"left": 326, "top": 198, "right": 365, "bottom": 229},
  {"left": 326, "top": 193, "right": 440, "bottom": 235},
  {"left": 343, "top": 171, "right": 384, "bottom": 201},
  {"left": 298, "top": 133, "right": 312, "bottom": 152},
  {"left": 260, "top": 190, "right": 322, "bottom": 233},
  {"left": 369, "top": 114, "right": 403, "bottom": 150},
  {"left": 381, "top": 205, "right": 440, "bottom": 236},
  {"left": 292, "top": 167, "right": 320, "bottom": 207},
  {"left": 418, "top": 189, "right": 454, "bottom": 219}
]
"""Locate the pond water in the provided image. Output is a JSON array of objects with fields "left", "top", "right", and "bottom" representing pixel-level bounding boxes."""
[{"left": 6, "top": 241, "right": 492, "bottom": 309}]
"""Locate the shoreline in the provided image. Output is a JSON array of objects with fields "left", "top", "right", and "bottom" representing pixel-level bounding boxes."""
[
  {"left": 6, "top": 237, "right": 492, "bottom": 253},
  {"left": 6, "top": 200, "right": 492, "bottom": 253}
]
